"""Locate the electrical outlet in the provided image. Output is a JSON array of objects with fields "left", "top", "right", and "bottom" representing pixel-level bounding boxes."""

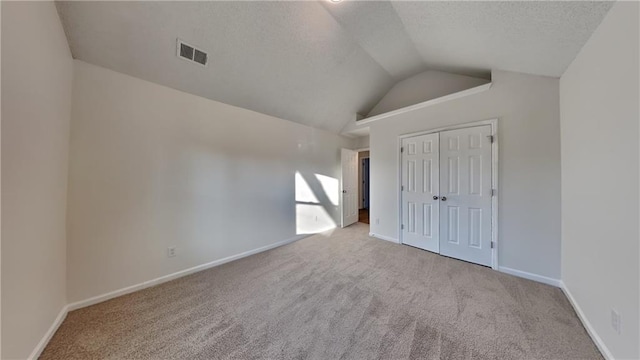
[
  {"left": 376, "top": 218, "right": 380, "bottom": 225},
  {"left": 167, "top": 247, "right": 177, "bottom": 258},
  {"left": 611, "top": 309, "right": 621, "bottom": 334}
]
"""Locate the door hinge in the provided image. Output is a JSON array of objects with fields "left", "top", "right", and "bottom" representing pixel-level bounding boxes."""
[
  {"left": 401, "top": 147, "right": 404, "bottom": 153},
  {"left": 401, "top": 185, "right": 404, "bottom": 191},
  {"left": 488, "top": 135, "right": 494, "bottom": 143},
  {"left": 401, "top": 224, "right": 405, "bottom": 230},
  {"left": 491, "top": 189, "right": 497, "bottom": 196},
  {"left": 491, "top": 241, "right": 495, "bottom": 249}
]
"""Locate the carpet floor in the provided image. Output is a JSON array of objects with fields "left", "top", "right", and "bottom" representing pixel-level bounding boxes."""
[{"left": 41, "top": 223, "right": 601, "bottom": 360}]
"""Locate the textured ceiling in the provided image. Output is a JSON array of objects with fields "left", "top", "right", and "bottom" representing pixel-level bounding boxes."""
[
  {"left": 55, "top": 1, "right": 613, "bottom": 134},
  {"left": 390, "top": 1, "right": 614, "bottom": 77}
]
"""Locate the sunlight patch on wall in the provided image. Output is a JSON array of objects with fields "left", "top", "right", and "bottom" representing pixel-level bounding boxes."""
[
  {"left": 295, "top": 172, "right": 319, "bottom": 203},
  {"left": 296, "top": 204, "right": 336, "bottom": 235},
  {"left": 295, "top": 171, "right": 336, "bottom": 235},
  {"left": 315, "top": 174, "right": 339, "bottom": 206}
]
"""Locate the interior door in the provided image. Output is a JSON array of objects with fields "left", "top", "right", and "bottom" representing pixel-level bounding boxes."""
[
  {"left": 341, "top": 148, "right": 358, "bottom": 227},
  {"left": 439, "top": 125, "right": 492, "bottom": 266},
  {"left": 401, "top": 133, "right": 440, "bottom": 253}
]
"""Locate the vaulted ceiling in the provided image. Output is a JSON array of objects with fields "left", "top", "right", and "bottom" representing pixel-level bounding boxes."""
[{"left": 56, "top": 1, "right": 613, "bottom": 134}]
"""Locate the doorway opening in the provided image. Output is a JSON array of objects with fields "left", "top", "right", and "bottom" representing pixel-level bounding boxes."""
[
  {"left": 340, "top": 147, "right": 371, "bottom": 228},
  {"left": 358, "top": 150, "right": 370, "bottom": 224}
]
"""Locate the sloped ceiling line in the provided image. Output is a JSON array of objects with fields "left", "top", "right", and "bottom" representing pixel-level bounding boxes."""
[
  {"left": 319, "top": 0, "right": 426, "bottom": 81},
  {"left": 56, "top": 1, "right": 613, "bottom": 135}
]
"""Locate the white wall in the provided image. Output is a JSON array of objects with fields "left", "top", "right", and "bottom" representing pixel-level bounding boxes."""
[
  {"left": 1, "top": 4, "right": 3, "bottom": 358},
  {"left": 368, "top": 70, "right": 561, "bottom": 280},
  {"left": 560, "top": 2, "right": 639, "bottom": 358},
  {"left": 367, "top": 70, "right": 489, "bottom": 117},
  {"left": 355, "top": 135, "right": 370, "bottom": 149},
  {"left": 67, "top": 61, "right": 354, "bottom": 302},
  {"left": 1, "top": 2, "right": 73, "bottom": 358}
]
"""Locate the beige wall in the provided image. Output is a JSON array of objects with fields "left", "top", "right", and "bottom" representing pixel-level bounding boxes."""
[
  {"left": 560, "top": 2, "right": 639, "bottom": 358},
  {"left": 1, "top": 2, "right": 73, "bottom": 358},
  {"left": 354, "top": 135, "right": 370, "bottom": 150},
  {"left": 67, "top": 61, "right": 355, "bottom": 303},
  {"left": 368, "top": 70, "right": 562, "bottom": 281},
  {"left": 368, "top": 70, "right": 489, "bottom": 117}
]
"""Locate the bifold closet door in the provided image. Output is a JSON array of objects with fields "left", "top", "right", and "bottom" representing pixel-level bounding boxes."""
[
  {"left": 401, "top": 133, "right": 440, "bottom": 253},
  {"left": 439, "top": 125, "right": 492, "bottom": 266}
]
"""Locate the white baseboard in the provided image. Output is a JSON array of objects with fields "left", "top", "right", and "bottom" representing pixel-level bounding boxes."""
[
  {"left": 368, "top": 232, "right": 400, "bottom": 244},
  {"left": 67, "top": 234, "right": 310, "bottom": 311},
  {"left": 28, "top": 234, "right": 311, "bottom": 358},
  {"left": 497, "top": 266, "right": 561, "bottom": 287},
  {"left": 28, "top": 305, "right": 69, "bottom": 360},
  {"left": 560, "top": 281, "right": 613, "bottom": 360},
  {"left": 31, "top": 234, "right": 600, "bottom": 360}
]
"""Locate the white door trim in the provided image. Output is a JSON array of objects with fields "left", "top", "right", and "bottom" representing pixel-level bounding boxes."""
[{"left": 397, "top": 118, "right": 499, "bottom": 270}]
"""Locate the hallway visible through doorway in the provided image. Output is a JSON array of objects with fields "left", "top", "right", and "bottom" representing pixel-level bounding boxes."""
[
  {"left": 358, "top": 150, "right": 370, "bottom": 225},
  {"left": 359, "top": 208, "right": 369, "bottom": 224}
]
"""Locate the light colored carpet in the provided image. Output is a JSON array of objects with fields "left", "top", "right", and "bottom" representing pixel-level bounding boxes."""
[{"left": 41, "top": 223, "right": 601, "bottom": 359}]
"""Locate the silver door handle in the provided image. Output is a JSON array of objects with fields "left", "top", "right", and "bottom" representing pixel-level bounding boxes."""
[
  {"left": 433, "top": 196, "right": 439, "bottom": 200},
  {"left": 342, "top": 190, "right": 347, "bottom": 193},
  {"left": 441, "top": 196, "right": 447, "bottom": 201}
]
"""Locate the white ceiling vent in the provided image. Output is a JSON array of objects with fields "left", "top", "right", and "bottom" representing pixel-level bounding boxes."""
[{"left": 177, "top": 39, "right": 208, "bottom": 66}]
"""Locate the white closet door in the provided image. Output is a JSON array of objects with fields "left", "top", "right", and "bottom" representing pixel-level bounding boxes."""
[
  {"left": 401, "top": 133, "right": 440, "bottom": 253},
  {"left": 439, "top": 125, "right": 492, "bottom": 266},
  {"left": 341, "top": 148, "right": 358, "bottom": 227}
]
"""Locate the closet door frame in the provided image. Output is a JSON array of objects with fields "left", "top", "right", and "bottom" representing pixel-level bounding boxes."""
[{"left": 397, "top": 118, "right": 499, "bottom": 270}]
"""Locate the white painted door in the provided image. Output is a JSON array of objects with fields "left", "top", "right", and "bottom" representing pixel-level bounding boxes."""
[
  {"left": 401, "top": 133, "right": 440, "bottom": 252},
  {"left": 439, "top": 125, "right": 492, "bottom": 266},
  {"left": 341, "top": 148, "right": 358, "bottom": 227}
]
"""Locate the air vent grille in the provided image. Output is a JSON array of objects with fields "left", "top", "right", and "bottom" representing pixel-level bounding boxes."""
[
  {"left": 177, "top": 39, "right": 208, "bottom": 67},
  {"left": 193, "top": 49, "right": 207, "bottom": 66}
]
